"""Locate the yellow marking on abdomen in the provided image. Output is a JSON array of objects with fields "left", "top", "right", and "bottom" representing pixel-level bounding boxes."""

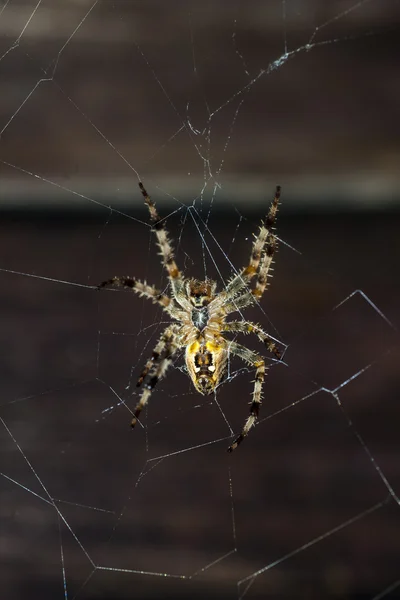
[
  {"left": 206, "top": 341, "right": 223, "bottom": 353},
  {"left": 188, "top": 341, "right": 201, "bottom": 355}
]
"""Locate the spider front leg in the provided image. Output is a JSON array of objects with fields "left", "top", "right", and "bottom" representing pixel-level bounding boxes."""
[
  {"left": 222, "top": 321, "right": 282, "bottom": 359},
  {"left": 98, "top": 276, "right": 173, "bottom": 312},
  {"left": 139, "top": 182, "right": 185, "bottom": 301},
  {"left": 223, "top": 185, "right": 280, "bottom": 299},
  {"left": 222, "top": 292, "right": 255, "bottom": 315},
  {"left": 226, "top": 341, "right": 268, "bottom": 453},
  {"left": 131, "top": 326, "right": 179, "bottom": 428}
]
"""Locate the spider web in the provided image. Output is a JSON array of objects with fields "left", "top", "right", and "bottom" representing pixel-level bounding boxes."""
[{"left": 0, "top": 1, "right": 399, "bottom": 599}]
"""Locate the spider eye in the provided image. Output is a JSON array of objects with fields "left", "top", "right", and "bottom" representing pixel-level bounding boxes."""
[
  {"left": 191, "top": 294, "right": 212, "bottom": 309},
  {"left": 187, "top": 279, "right": 216, "bottom": 307}
]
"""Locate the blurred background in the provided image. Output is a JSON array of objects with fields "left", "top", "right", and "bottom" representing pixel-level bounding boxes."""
[{"left": 0, "top": 1, "right": 399, "bottom": 599}]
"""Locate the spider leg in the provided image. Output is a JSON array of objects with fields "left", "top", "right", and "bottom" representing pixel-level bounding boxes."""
[
  {"left": 98, "top": 276, "right": 173, "bottom": 312},
  {"left": 131, "top": 326, "right": 179, "bottom": 428},
  {"left": 224, "top": 185, "right": 280, "bottom": 299},
  {"left": 251, "top": 236, "right": 277, "bottom": 301},
  {"left": 221, "top": 292, "right": 255, "bottom": 315},
  {"left": 136, "top": 326, "right": 177, "bottom": 388},
  {"left": 139, "top": 182, "right": 184, "bottom": 298},
  {"left": 226, "top": 341, "right": 267, "bottom": 452},
  {"left": 222, "top": 321, "right": 281, "bottom": 359}
]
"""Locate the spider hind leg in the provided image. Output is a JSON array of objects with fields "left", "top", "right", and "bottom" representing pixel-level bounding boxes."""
[
  {"left": 131, "top": 326, "right": 179, "bottom": 427},
  {"left": 226, "top": 341, "right": 267, "bottom": 452}
]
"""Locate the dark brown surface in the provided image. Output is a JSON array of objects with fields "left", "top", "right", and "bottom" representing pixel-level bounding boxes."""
[
  {"left": 0, "top": 1, "right": 400, "bottom": 207},
  {"left": 0, "top": 210, "right": 399, "bottom": 599}
]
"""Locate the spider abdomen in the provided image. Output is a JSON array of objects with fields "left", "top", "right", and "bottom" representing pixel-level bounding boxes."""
[{"left": 185, "top": 339, "right": 227, "bottom": 396}]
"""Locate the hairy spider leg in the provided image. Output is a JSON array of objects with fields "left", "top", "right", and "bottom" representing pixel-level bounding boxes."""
[
  {"left": 222, "top": 321, "right": 281, "bottom": 359},
  {"left": 136, "top": 326, "right": 177, "bottom": 388},
  {"left": 223, "top": 185, "right": 280, "bottom": 300},
  {"left": 222, "top": 291, "right": 255, "bottom": 315},
  {"left": 131, "top": 325, "right": 180, "bottom": 427},
  {"left": 98, "top": 276, "right": 173, "bottom": 312},
  {"left": 251, "top": 210, "right": 278, "bottom": 300},
  {"left": 139, "top": 182, "right": 185, "bottom": 301},
  {"left": 226, "top": 341, "right": 267, "bottom": 452}
]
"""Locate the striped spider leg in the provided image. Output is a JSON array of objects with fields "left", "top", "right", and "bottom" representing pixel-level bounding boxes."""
[
  {"left": 131, "top": 324, "right": 181, "bottom": 427},
  {"left": 222, "top": 321, "right": 281, "bottom": 360},
  {"left": 138, "top": 182, "right": 188, "bottom": 307},
  {"left": 98, "top": 277, "right": 174, "bottom": 313},
  {"left": 221, "top": 184, "right": 280, "bottom": 303},
  {"left": 207, "top": 185, "right": 281, "bottom": 450},
  {"left": 98, "top": 183, "right": 188, "bottom": 427},
  {"left": 225, "top": 341, "right": 267, "bottom": 452}
]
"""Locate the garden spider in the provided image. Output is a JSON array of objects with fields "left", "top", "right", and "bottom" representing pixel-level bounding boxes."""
[{"left": 99, "top": 182, "right": 282, "bottom": 452}]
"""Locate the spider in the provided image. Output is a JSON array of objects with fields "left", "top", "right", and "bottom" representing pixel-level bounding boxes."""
[{"left": 99, "top": 182, "right": 282, "bottom": 452}]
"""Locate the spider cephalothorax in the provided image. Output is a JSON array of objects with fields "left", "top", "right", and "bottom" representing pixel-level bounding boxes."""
[
  {"left": 187, "top": 278, "right": 216, "bottom": 330},
  {"left": 99, "top": 182, "right": 282, "bottom": 452}
]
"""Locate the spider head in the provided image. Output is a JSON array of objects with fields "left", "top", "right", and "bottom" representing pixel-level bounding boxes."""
[
  {"left": 187, "top": 279, "right": 217, "bottom": 308},
  {"left": 185, "top": 340, "right": 227, "bottom": 396}
]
